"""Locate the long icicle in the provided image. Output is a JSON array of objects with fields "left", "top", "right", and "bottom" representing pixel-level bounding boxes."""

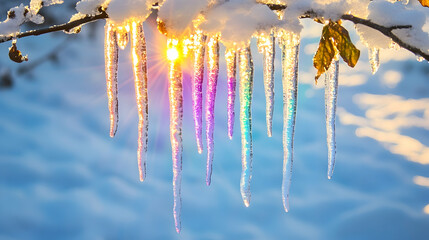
[
  {"left": 226, "top": 48, "right": 237, "bottom": 139},
  {"left": 257, "top": 32, "right": 275, "bottom": 137},
  {"left": 239, "top": 46, "right": 254, "bottom": 207},
  {"left": 280, "top": 32, "right": 300, "bottom": 212},
  {"left": 325, "top": 59, "right": 339, "bottom": 179},
  {"left": 131, "top": 21, "right": 148, "bottom": 182},
  {"left": 206, "top": 36, "right": 219, "bottom": 186},
  {"left": 104, "top": 20, "right": 119, "bottom": 138},
  {"left": 368, "top": 48, "right": 380, "bottom": 74},
  {"left": 192, "top": 31, "right": 206, "bottom": 154},
  {"left": 167, "top": 39, "right": 183, "bottom": 233}
]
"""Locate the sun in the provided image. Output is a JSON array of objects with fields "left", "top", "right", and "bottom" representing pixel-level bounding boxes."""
[{"left": 166, "top": 39, "right": 180, "bottom": 61}]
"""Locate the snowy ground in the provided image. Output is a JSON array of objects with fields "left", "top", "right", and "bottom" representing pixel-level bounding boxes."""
[{"left": 1, "top": 12, "right": 429, "bottom": 240}]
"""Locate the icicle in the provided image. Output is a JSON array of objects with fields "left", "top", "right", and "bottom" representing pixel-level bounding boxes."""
[
  {"left": 226, "top": 48, "right": 237, "bottom": 139},
  {"left": 131, "top": 21, "right": 149, "bottom": 182},
  {"left": 325, "top": 59, "right": 339, "bottom": 180},
  {"left": 368, "top": 48, "right": 380, "bottom": 74},
  {"left": 116, "top": 24, "right": 130, "bottom": 50},
  {"left": 205, "top": 36, "right": 220, "bottom": 186},
  {"left": 167, "top": 39, "right": 183, "bottom": 233},
  {"left": 257, "top": 32, "right": 275, "bottom": 137},
  {"left": 192, "top": 31, "right": 206, "bottom": 154},
  {"left": 389, "top": 41, "right": 400, "bottom": 51},
  {"left": 239, "top": 46, "right": 254, "bottom": 207},
  {"left": 104, "top": 20, "right": 119, "bottom": 138},
  {"left": 279, "top": 32, "right": 300, "bottom": 212}
]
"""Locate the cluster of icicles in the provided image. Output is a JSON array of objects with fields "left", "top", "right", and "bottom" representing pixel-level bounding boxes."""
[{"left": 104, "top": 19, "right": 381, "bottom": 233}]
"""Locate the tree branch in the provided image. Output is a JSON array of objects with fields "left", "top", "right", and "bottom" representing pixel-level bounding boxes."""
[
  {"left": 340, "top": 14, "right": 428, "bottom": 61},
  {"left": 1, "top": 3, "right": 427, "bottom": 61},
  {"left": 0, "top": 11, "right": 108, "bottom": 43},
  {"left": 265, "top": 3, "right": 428, "bottom": 61}
]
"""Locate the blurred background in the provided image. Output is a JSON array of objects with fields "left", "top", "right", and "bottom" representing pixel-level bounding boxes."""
[{"left": 1, "top": 1, "right": 429, "bottom": 239}]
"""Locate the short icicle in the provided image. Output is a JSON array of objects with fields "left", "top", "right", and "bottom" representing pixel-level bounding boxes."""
[
  {"left": 167, "top": 39, "right": 183, "bottom": 233},
  {"left": 205, "top": 36, "right": 220, "bottom": 186},
  {"left": 104, "top": 20, "right": 119, "bottom": 138},
  {"left": 116, "top": 24, "right": 130, "bottom": 50},
  {"left": 279, "top": 32, "right": 300, "bottom": 212},
  {"left": 257, "top": 32, "right": 275, "bottom": 137},
  {"left": 192, "top": 31, "right": 206, "bottom": 154},
  {"left": 325, "top": 59, "right": 339, "bottom": 180},
  {"left": 226, "top": 48, "right": 237, "bottom": 139},
  {"left": 239, "top": 46, "right": 254, "bottom": 207},
  {"left": 131, "top": 21, "right": 148, "bottom": 182},
  {"left": 368, "top": 48, "right": 380, "bottom": 74}
]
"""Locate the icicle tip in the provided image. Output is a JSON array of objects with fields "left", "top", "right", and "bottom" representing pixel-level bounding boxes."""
[
  {"left": 109, "top": 127, "right": 117, "bottom": 138},
  {"left": 327, "top": 170, "right": 333, "bottom": 180},
  {"left": 243, "top": 199, "right": 250, "bottom": 208},
  {"left": 283, "top": 200, "right": 289, "bottom": 212},
  {"left": 139, "top": 173, "right": 145, "bottom": 182}
]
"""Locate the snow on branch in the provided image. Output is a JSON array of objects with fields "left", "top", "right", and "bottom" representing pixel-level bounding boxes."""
[
  {"left": 0, "top": 0, "right": 428, "bottom": 61},
  {"left": 0, "top": 11, "right": 108, "bottom": 44}
]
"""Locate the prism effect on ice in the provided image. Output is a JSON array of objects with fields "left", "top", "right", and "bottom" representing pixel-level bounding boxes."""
[{"left": 103, "top": 22, "right": 342, "bottom": 232}]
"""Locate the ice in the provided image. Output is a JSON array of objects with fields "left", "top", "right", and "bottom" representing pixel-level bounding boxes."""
[
  {"left": 369, "top": 48, "right": 380, "bottom": 74},
  {"left": 257, "top": 31, "right": 275, "bottom": 137},
  {"left": 416, "top": 55, "right": 425, "bottom": 62},
  {"left": 279, "top": 31, "right": 300, "bottom": 212},
  {"left": 325, "top": 59, "right": 339, "bottom": 180},
  {"left": 226, "top": 48, "right": 237, "bottom": 139},
  {"left": 167, "top": 38, "right": 183, "bottom": 233},
  {"left": 192, "top": 30, "right": 206, "bottom": 154},
  {"left": 116, "top": 24, "right": 130, "bottom": 50},
  {"left": 205, "top": 36, "right": 219, "bottom": 186},
  {"left": 238, "top": 46, "right": 254, "bottom": 207},
  {"left": 131, "top": 21, "right": 149, "bottom": 182},
  {"left": 104, "top": 20, "right": 119, "bottom": 138}
]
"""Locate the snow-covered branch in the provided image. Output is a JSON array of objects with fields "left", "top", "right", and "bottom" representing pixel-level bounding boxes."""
[
  {"left": 340, "top": 14, "right": 429, "bottom": 60},
  {"left": 0, "top": 10, "right": 108, "bottom": 44},
  {"left": 265, "top": 2, "right": 429, "bottom": 61},
  {"left": 1, "top": 1, "right": 428, "bottom": 61}
]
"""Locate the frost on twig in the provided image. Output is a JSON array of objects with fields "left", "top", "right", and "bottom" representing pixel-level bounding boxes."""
[{"left": 0, "top": 1, "right": 63, "bottom": 37}]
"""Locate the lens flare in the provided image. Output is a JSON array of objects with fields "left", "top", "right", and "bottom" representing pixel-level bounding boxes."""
[{"left": 167, "top": 40, "right": 180, "bottom": 61}]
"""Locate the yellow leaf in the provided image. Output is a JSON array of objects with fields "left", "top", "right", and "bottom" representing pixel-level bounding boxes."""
[
  {"left": 313, "top": 21, "right": 360, "bottom": 82},
  {"left": 313, "top": 24, "right": 336, "bottom": 81},
  {"left": 419, "top": 0, "right": 429, "bottom": 8},
  {"left": 328, "top": 22, "right": 360, "bottom": 68}
]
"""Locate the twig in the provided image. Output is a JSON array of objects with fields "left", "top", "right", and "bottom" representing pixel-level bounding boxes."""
[
  {"left": 264, "top": 3, "right": 428, "bottom": 61},
  {"left": 341, "top": 14, "right": 428, "bottom": 61},
  {"left": 0, "top": 11, "right": 108, "bottom": 43}
]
